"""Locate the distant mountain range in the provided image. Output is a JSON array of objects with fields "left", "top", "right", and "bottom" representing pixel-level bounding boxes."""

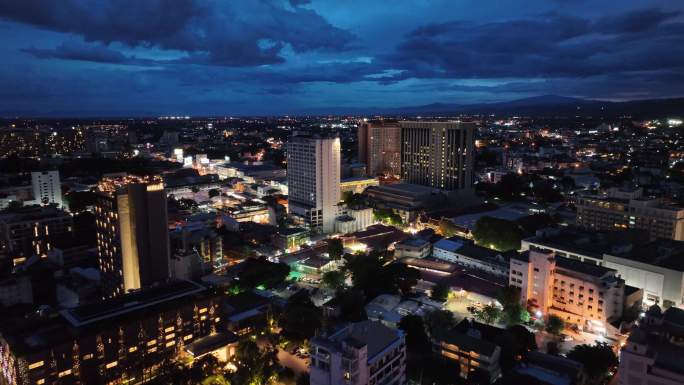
[
  {"left": 2, "top": 95, "right": 683, "bottom": 119},
  {"left": 299, "top": 95, "right": 684, "bottom": 118}
]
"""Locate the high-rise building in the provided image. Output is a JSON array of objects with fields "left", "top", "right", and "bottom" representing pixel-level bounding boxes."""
[
  {"left": 399, "top": 121, "right": 475, "bottom": 191},
  {"left": 310, "top": 320, "right": 406, "bottom": 385},
  {"left": 357, "top": 120, "right": 401, "bottom": 177},
  {"left": 31, "top": 170, "right": 63, "bottom": 208},
  {"left": 287, "top": 136, "right": 341, "bottom": 234},
  {"left": 95, "top": 175, "right": 170, "bottom": 298}
]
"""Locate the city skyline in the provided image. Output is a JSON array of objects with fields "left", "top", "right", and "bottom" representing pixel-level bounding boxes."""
[{"left": 1, "top": 1, "right": 684, "bottom": 116}]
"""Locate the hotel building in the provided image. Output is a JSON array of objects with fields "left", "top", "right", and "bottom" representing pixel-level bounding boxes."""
[
  {"left": 287, "top": 136, "right": 341, "bottom": 234},
  {"left": 94, "top": 175, "right": 170, "bottom": 298},
  {"left": 399, "top": 121, "right": 475, "bottom": 191},
  {"left": 357, "top": 120, "right": 401, "bottom": 177}
]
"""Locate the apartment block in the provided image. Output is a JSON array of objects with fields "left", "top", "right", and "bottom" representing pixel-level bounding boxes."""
[{"left": 310, "top": 320, "right": 406, "bottom": 385}]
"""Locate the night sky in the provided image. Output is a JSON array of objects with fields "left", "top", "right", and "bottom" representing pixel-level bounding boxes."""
[{"left": 1, "top": 0, "right": 683, "bottom": 116}]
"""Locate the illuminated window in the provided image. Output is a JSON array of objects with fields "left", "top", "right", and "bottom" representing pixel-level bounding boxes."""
[
  {"left": 165, "top": 333, "right": 175, "bottom": 340},
  {"left": 166, "top": 341, "right": 175, "bottom": 348},
  {"left": 147, "top": 340, "right": 156, "bottom": 346},
  {"left": 128, "top": 346, "right": 138, "bottom": 353},
  {"left": 28, "top": 361, "right": 44, "bottom": 370},
  {"left": 58, "top": 369, "right": 72, "bottom": 378},
  {"left": 199, "top": 307, "right": 208, "bottom": 314},
  {"left": 105, "top": 361, "right": 118, "bottom": 369},
  {"left": 148, "top": 347, "right": 157, "bottom": 353},
  {"left": 183, "top": 334, "right": 193, "bottom": 341},
  {"left": 165, "top": 326, "right": 175, "bottom": 333},
  {"left": 82, "top": 354, "right": 93, "bottom": 360},
  {"left": 36, "top": 379, "right": 45, "bottom": 385}
]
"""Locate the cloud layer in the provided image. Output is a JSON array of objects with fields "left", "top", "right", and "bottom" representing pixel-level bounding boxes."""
[{"left": 0, "top": 0, "right": 683, "bottom": 115}]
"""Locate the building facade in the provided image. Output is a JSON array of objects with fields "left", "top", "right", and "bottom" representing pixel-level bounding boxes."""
[
  {"left": 95, "top": 175, "right": 170, "bottom": 298},
  {"left": 31, "top": 171, "right": 63, "bottom": 208},
  {"left": 619, "top": 306, "right": 684, "bottom": 385},
  {"left": 0, "top": 206, "right": 73, "bottom": 264},
  {"left": 287, "top": 136, "right": 341, "bottom": 234},
  {"left": 400, "top": 121, "right": 475, "bottom": 191},
  {"left": 310, "top": 320, "right": 406, "bottom": 385},
  {"left": 0, "top": 281, "right": 226, "bottom": 385},
  {"left": 510, "top": 249, "right": 625, "bottom": 334},
  {"left": 357, "top": 120, "right": 401, "bottom": 177},
  {"left": 576, "top": 193, "right": 684, "bottom": 241}
]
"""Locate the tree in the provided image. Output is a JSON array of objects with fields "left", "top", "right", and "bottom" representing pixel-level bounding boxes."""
[
  {"left": 373, "top": 208, "right": 403, "bottom": 226},
  {"left": 398, "top": 315, "right": 432, "bottom": 354},
  {"left": 384, "top": 263, "right": 420, "bottom": 296},
  {"left": 430, "top": 282, "right": 450, "bottom": 302},
  {"left": 295, "top": 373, "right": 310, "bottom": 385},
  {"left": 424, "top": 310, "right": 456, "bottom": 337},
  {"left": 232, "top": 340, "right": 278, "bottom": 385},
  {"left": 474, "top": 304, "right": 502, "bottom": 324},
  {"left": 321, "top": 270, "right": 345, "bottom": 291},
  {"left": 545, "top": 315, "right": 565, "bottom": 336},
  {"left": 438, "top": 218, "right": 458, "bottom": 237},
  {"left": 502, "top": 303, "right": 530, "bottom": 326},
  {"left": 566, "top": 343, "right": 618, "bottom": 384},
  {"left": 208, "top": 188, "right": 221, "bottom": 198},
  {"left": 65, "top": 191, "right": 96, "bottom": 212},
  {"left": 326, "top": 238, "right": 344, "bottom": 260},
  {"left": 235, "top": 257, "right": 290, "bottom": 289},
  {"left": 202, "top": 375, "right": 230, "bottom": 385},
  {"left": 516, "top": 214, "right": 556, "bottom": 235},
  {"left": 280, "top": 290, "right": 322, "bottom": 342},
  {"left": 472, "top": 216, "right": 522, "bottom": 251},
  {"left": 332, "top": 289, "right": 367, "bottom": 322}
]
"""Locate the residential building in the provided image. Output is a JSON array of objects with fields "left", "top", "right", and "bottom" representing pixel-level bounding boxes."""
[
  {"left": 335, "top": 207, "right": 374, "bottom": 234},
  {"left": 272, "top": 227, "right": 310, "bottom": 252},
  {"left": 287, "top": 136, "right": 341, "bottom": 234},
  {"left": 400, "top": 121, "right": 475, "bottom": 191},
  {"left": 31, "top": 171, "right": 63, "bottom": 208},
  {"left": 0, "top": 205, "right": 73, "bottom": 264},
  {"left": 510, "top": 249, "right": 625, "bottom": 334},
  {"left": 576, "top": 189, "right": 684, "bottom": 241},
  {"left": 433, "top": 237, "right": 510, "bottom": 279},
  {"left": 95, "top": 175, "right": 170, "bottom": 298},
  {"left": 170, "top": 221, "right": 223, "bottom": 268},
  {"left": 432, "top": 319, "right": 503, "bottom": 383},
  {"left": 310, "top": 320, "right": 406, "bottom": 385},
  {"left": 619, "top": 305, "right": 684, "bottom": 385},
  {"left": 357, "top": 120, "right": 401, "bottom": 177},
  {"left": 0, "top": 281, "right": 231, "bottom": 385},
  {"left": 512, "top": 351, "right": 587, "bottom": 385}
]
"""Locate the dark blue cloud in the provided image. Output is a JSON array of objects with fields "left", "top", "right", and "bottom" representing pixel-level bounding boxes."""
[{"left": 0, "top": 1, "right": 683, "bottom": 115}]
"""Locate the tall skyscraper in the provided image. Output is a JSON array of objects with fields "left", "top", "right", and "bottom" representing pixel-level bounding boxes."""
[
  {"left": 287, "top": 136, "right": 341, "bottom": 233},
  {"left": 357, "top": 120, "right": 401, "bottom": 177},
  {"left": 400, "top": 121, "right": 475, "bottom": 191},
  {"left": 31, "top": 170, "right": 63, "bottom": 207},
  {"left": 95, "top": 175, "right": 170, "bottom": 298}
]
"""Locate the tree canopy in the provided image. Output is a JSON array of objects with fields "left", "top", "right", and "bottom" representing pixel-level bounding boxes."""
[
  {"left": 545, "top": 315, "right": 565, "bottom": 336},
  {"left": 566, "top": 343, "right": 618, "bottom": 383},
  {"left": 472, "top": 216, "right": 522, "bottom": 251},
  {"left": 235, "top": 257, "right": 290, "bottom": 289},
  {"left": 326, "top": 238, "right": 344, "bottom": 260}
]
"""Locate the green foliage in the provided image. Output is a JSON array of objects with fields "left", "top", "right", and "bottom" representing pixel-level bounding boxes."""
[
  {"left": 566, "top": 343, "right": 618, "bottom": 383},
  {"left": 344, "top": 252, "right": 420, "bottom": 298},
  {"left": 438, "top": 218, "right": 458, "bottom": 237},
  {"left": 430, "top": 282, "right": 450, "bottom": 302},
  {"left": 321, "top": 270, "right": 346, "bottom": 291},
  {"left": 232, "top": 340, "right": 278, "bottom": 385},
  {"left": 235, "top": 257, "right": 290, "bottom": 290},
  {"left": 279, "top": 290, "right": 322, "bottom": 342},
  {"left": 208, "top": 188, "right": 221, "bottom": 198},
  {"left": 472, "top": 216, "right": 522, "bottom": 251},
  {"left": 497, "top": 286, "right": 529, "bottom": 326},
  {"left": 474, "top": 304, "right": 502, "bottom": 324},
  {"left": 545, "top": 315, "right": 565, "bottom": 336},
  {"left": 326, "top": 238, "right": 344, "bottom": 260},
  {"left": 424, "top": 310, "right": 456, "bottom": 337},
  {"left": 398, "top": 315, "right": 432, "bottom": 354},
  {"left": 342, "top": 191, "right": 365, "bottom": 207},
  {"left": 373, "top": 207, "right": 402, "bottom": 226},
  {"left": 202, "top": 374, "right": 231, "bottom": 385},
  {"left": 516, "top": 213, "right": 557, "bottom": 235},
  {"left": 331, "top": 289, "right": 367, "bottom": 323}
]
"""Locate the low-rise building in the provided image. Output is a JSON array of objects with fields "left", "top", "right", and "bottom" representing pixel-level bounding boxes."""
[
  {"left": 619, "top": 305, "right": 684, "bottom": 385},
  {"left": 0, "top": 205, "right": 73, "bottom": 264},
  {"left": 272, "top": 227, "right": 310, "bottom": 252},
  {"left": 340, "top": 177, "right": 379, "bottom": 195},
  {"left": 433, "top": 237, "right": 510, "bottom": 279},
  {"left": 310, "top": 320, "right": 406, "bottom": 385},
  {"left": 510, "top": 249, "right": 625, "bottom": 334},
  {"left": 394, "top": 237, "right": 431, "bottom": 259}
]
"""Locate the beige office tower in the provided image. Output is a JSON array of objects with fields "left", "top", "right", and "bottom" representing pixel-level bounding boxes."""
[
  {"left": 287, "top": 136, "right": 341, "bottom": 234},
  {"left": 357, "top": 120, "right": 401, "bottom": 177},
  {"left": 400, "top": 121, "right": 475, "bottom": 191},
  {"left": 95, "top": 175, "right": 170, "bottom": 298}
]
